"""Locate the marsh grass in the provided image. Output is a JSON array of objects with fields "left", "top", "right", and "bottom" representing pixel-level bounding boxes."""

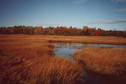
[
  {"left": 0, "top": 56, "right": 83, "bottom": 84},
  {"left": 47, "top": 35, "right": 126, "bottom": 45},
  {"left": 0, "top": 35, "right": 84, "bottom": 84},
  {"left": 74, "top": 48, "right": 126, "bottom": 81},
  {"left": 1, "top": 35, "right": 126, "bottom": 84},
  {"left": 1, "top": 34, "right": 126, "bottom": 45}
]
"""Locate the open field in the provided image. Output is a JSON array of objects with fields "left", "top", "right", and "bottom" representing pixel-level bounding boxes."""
[
  {"left": 0, "top": 34, "right": 126, "bottom": 84},
  {"left": 0, "top": 34, "right": 126, "bottom": 45},
  {"left": 74, "top": 48, "right": 126, "bottom": 84},
  {"left": 0, "top": 35, "right": 83, "bottom": 84}
]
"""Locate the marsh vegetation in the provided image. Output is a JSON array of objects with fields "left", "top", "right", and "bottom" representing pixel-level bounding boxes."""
[{"left": 0, "top": 35, "right": 126, "bottom": 84}]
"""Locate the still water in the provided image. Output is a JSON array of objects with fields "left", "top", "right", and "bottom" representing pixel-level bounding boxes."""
[{"left": 54, "top": 43, "right": 126, "bottom": 59}]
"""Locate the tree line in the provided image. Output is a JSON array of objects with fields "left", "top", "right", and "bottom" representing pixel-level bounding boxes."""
[{"left": 0, "top": 25, "right": 126, "bottom": 37}]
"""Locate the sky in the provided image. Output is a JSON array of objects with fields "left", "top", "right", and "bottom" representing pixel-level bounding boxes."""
[{"left": 0, "top": 0, "right": 126, "bottom": 30}]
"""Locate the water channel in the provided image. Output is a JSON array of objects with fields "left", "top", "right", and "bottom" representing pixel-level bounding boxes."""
[{"left": 54, "top": 43, "right": 126, "bottom": 84}]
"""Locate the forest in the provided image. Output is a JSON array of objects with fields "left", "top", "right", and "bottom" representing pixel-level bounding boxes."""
[{"left": 0, "top": 26, "right": 126, "bottom": 37}]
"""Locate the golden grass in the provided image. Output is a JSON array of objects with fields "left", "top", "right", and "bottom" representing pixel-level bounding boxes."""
[
  {"left": 0, "top": 56, "right": 83, "bottom": 84},
  {"left": 74, "top": 48, "right": 126, "bottom": 76},
  {"left": 1, "top": 34, "right": 126, "bottom": 45},
  {"left": 45, "top": 35, "right": 126, "bottom": 45},
  {"left": 1, "top": 34, "right": 126, "bottom": 84},
  {"left": 0, "top": 35, "right": 83, "bottom": 84}
]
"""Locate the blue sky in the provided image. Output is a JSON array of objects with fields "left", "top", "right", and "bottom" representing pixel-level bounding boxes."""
[{"left": 0, "top": 0, "right": 126, "bottom": 30}]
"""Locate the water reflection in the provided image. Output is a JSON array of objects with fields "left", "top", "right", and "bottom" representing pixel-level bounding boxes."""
[
  {"left": 54, "top": 43, "right": 126, "bottom": 60},
  {"left": 54, "top": 43, "right": 82, "bottom": 60}
]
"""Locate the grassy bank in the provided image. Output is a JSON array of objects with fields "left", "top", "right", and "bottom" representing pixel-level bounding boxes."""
[
  {"left": 74, "top": 48, "right": 126, "bottom": 83},
  {"left": 1, "top": 34, "right": 126, "bottom": 45},
  {"left": 0, "top": 35, "right": 83, "bottom": 84}
]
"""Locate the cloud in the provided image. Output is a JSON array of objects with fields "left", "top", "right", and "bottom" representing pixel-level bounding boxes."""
[
  {"left": 86, "top": 19, "right": 126, "bottom": 24},
  {"left": 72, "top": 0, "right": 88, "bottom": 4},
  {"left": 114, "top": 0, "right": 126, "bottom": 3}
]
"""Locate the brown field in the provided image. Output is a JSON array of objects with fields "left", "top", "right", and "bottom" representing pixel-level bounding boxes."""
[
  {"left": 0, "top": 34, "right": 126, "bottom": 84},
  {"left": 74, "top": 48, "right": 126, "bottom": 83},
  {"left": 0, "top": 34, "right": 126, "bottom": 45},
  {"left": 0, "top": 35, "right": 83, "bottom": 84}
]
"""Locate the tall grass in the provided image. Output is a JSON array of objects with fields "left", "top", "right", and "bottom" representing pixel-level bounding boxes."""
[
  {"left": 74, "top": 48, "right": 126, "bottom": 81},
  {"left": 0, "top": 35, "right": 84, "bottom": 84},
  {"left": 0, "top": 56, "right": 83, "bottom": 84}
]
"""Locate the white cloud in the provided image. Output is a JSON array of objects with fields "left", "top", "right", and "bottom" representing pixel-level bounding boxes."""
[{"left": 86, "top": 19, "right": 126, "bottom": 24}]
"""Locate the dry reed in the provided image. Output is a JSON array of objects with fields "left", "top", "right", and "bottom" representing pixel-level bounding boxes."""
[{"left": 0, "top": 35, "right": 84, "bottom": 84}]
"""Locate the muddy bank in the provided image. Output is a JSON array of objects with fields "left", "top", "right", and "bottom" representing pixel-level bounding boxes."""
[{"left": 84, "top": 70, "right": 126, "bottom": 84}]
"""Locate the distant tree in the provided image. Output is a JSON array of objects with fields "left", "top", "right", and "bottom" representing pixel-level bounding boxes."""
[
  {"left": 87, "top": 28, "right": 96, "bottom": 36},
  {"left": 83, "top": 26, "right": 88, "bottom": 31},
  {"left": 83, "top": 26, "right": 89, "bottom": 35},
  {"left": 95, "top": 30, "right": 101, "bottom": 36},
  {"left": 0, "top": 25, "right": 126, "bottom": 37}
]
